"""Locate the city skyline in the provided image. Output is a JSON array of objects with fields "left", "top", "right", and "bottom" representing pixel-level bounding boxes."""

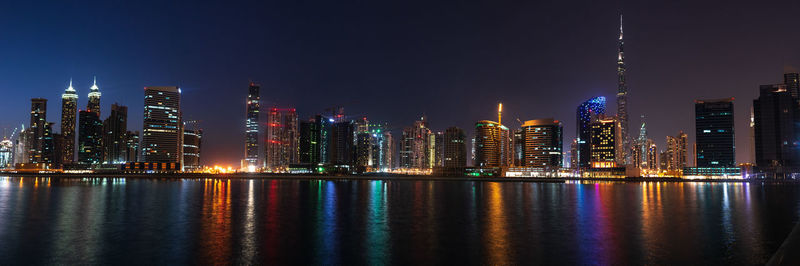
[{"left": 1, "top": 1, "right": 799, "bottom": 166}]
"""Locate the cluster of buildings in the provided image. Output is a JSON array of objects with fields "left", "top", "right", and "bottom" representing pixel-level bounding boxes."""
[{"left": 0, "top": 79, "right": 203, "bottom": 172}]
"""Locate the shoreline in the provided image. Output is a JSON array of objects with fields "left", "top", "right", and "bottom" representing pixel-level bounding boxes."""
[{"left": 1, "top": 172, "right": 798, "bottom": 183}]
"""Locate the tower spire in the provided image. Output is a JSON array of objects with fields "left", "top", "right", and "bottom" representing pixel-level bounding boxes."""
[{"left": 617, "top": 13, "right": 630, "bottom": 165}]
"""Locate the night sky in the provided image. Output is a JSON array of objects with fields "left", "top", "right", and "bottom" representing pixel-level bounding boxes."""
[{"left": 1, "top": 0, "right": 798, "bottom": 166}]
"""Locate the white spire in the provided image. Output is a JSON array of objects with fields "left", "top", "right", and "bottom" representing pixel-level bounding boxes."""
[
  {"left": 90, "top": 76, "right": 99, "bottom": 92},
  {"left": 619, "top": 14, "right": 623, "bottom": 40},
  {"left": 62, "top": 78, "right": 78, "bottom": 99}
]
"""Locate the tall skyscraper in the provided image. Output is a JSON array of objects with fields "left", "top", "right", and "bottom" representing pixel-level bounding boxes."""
[
  {"left": 28, "top": 98, "right": 47, "bottom": 163},
  {"left": 442, "top": 127, "right": 466, "bottom": 168},
  {"left": 87, "top": 77, "right": 101, "bottom": 115},
  {"left": 265, "top": 107, "right": 299, "bottom": 170},
  {"left": 244, "top": 82, "right": 260, "bottom": 168},
  {"left": 617, "top": 15, "right": 630, "bottom": 163},
  {"left": 283, "top": 109, "right": 299, "bottom": 165},
  {"left": 379, "top": 131, "right": 394, "bottom": 171},
  {"left": 14, "top": 126, "right": 28, "bottom": 165},
  {"left": 520, "top": 119, "right": 563, "bottom": 170},
  {"left": 665, "top": 131, "right": 688, "bottom": 171},
  {"left": 400, "top": 117, "right": 432, "bottom": 169},
  {"left": 474, "top": 106, "right": 512, "bottom": 169},
  {"left": 577, "top": 96, "right": 606, "bottom": 168},
  {"left": 329, "top": 120, "right": 354, "bottom": 165},
  {"left": 61, "top": 79, "right": 78, "bottom": 164},
  {"left": 141, "top": 86, "right": 182, "bottom": 165},
  {"left": 355, "top": 132, "right": 372, "bottom": 172},
  {"left": 42, "top": 122, "right": 55, "bottom": 164},
  {"left": 102, "top": 103, "right": 128, "bottom": 164},
  {"left": 753, "top": 83, "right": 800, "bottom": 174},
  {"left": 183, "top": 121, "right": 202, "bottom": 170},
  {"left": 590, "top": 115, "right": 622, "bottom": 168},
  {"left": 78, "top": 110, "right": 103, "bottom": 164},
  {"left": 695, "top": 98, "right": 735, "bottom": 167}
]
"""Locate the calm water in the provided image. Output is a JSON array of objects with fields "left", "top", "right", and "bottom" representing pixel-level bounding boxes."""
[{"left": 0, "top": 177, "right": 799, "bottom": 265}]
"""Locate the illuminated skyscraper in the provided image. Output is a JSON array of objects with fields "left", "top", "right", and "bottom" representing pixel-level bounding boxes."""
[
  {"left": 576, "top": 96, "right": 606, "bottom": 168},
  {"left": 244, "top": 82, "right": 260, "bottom": 168},
  {"left": 379, "top": 131, "right": 394, "bottom": 171},
  {"left": 474, "top": 120, "right": 511, "bottom": 168},
  {"left": 590, "top": 115, "right": 622, "bottom": 168},
  {"left": 695, "top": 98, "right": 735, "bottom": 167},
  {"left": 400, "top": 117, "right": 432, "bottom": 169},
  {"left": 617, "top": 15, "right": 630, "bottom": 163},
  {"left": 124, "top": 131, "right": 140, "bottom": 163},
  {"left": 61, "top": 79, "right": 78, "bottom": 164},
  {"left": 520, "top": 119, "right": 563, "bottom": 170},
  {"left": 102, "top": 103, "right": 128, "bottom": 164},
  {"left": 141, "top": 86, "right": 182, "bottom": 166},
  {"left": 665, "top": 131, "right": 688, "bottom": 172},
  {"left": 14, "top": 126, "right": 28, "bottom": 165},
  {"left": 42, "top": 122, "right": 55, "bottom": 164},
  {"left": 28, "top": 98, "right": 47, "bottom": 163},
  {"left": 78, "top": 110, "right": 103, "bottom": 164},
  {"left": 265, "top": 107, "right": 299, "bottom": 170},
  {"left": 329, "top": 120, "right": 354, "bottom": 165},
  {"left": 0, "top": 138, "right": 12, "bottom": 168},
  {"left": 87, "top": 77, "right": 101, "bottom": 115}
]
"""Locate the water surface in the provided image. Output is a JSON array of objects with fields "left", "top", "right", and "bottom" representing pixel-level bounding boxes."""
[{"left": 0, "top": 177, "right": 798, "bottom": 265}]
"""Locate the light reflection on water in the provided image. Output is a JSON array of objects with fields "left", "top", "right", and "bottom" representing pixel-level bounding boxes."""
[{"left": 0, "top": 177, "right": 798, "bottom": 265}]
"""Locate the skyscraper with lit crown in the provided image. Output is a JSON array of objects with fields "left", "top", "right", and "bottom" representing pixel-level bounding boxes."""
[
  {"left": 87, "top": 77, "right": 101, "bottom": 115},
  {"left": 141, "top": 86, "right": 182, "bottom": 166},
  {"left": 576, "top": 96, "right": 606, "bottom": 168},
  {"left": 617, "top": 15, "right": 630, "bottom": 164},
  {"left": 244, "top": 82, "right": 260, "bottom": 168},
  {"left": 61, "top": 79, "right": 78, "bottom": 164}
]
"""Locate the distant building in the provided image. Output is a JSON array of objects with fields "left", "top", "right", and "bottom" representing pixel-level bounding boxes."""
[
  {"left": 400, "top": 117, "right": 432, "bottom": 169},
  {"left": 61, "top": 80, "right": 78, "bottom": 164},
  {"left": 42, "top": 122, "right": 55, "bottom": 164},
  {"left": 512, "top": 129, "right": 523, "bottom": 166},
  {"left": 329, "top": 120, "right": 354, "bottom": 165},
  {"left": 183, "top": 122, "right": 202, "bottom": 170},
  {"left": 569, "top": 138, "right": 578, "bottom": 169},
  {"left": 784, "top": 72, "right": 800, "bottom": 100},
  {"left": 665, "top": 131, "right": 688, "bottom": 172},
  {"left": 355, "top": 132, "right": 372, "bottom": 172},
  {"left": 28, "top": 98, "right": 47, "bottom": 163},
  {"left": 141, "top": 86, "right": 182, "bottom": 166},
  {"left": 589, "top": 115, "right": 621, "bottom": 168},
  {"left": 14, "top": 127, "right": 28, "bottom": 165},
  {"left": 368, "top": 122, "right": 393, "bottom": 171},
  {"left": 78, "top": 110, "right": 103, "bottom": 164},
  {"left": 442, "top": 127, "right": 466, "bottom": 168},
  {"left": 753, "top": 81, "right": 800, "bottom": 176},
  {"left": 102, "top": 103, "right": 128, "bottom": 164},
  {"left": 0, "top": 138, "right": 12, "bottom": 168},
  {"left": 520, "top": 119, "right": 563, "bottom": 170},
  {"left": 124, "top": 131, "right": 140, "bottom": 163},
  {"left": 265, "top": 107, "right": 299, "bottom": 170},
  {"left": 577, "top": 97, "right": 606, "bottom": 168},
  {"left": 244, "top": 82, "right": 260, "bottom": 168},
  {"left": 695, "top": 98, "right": 735, "bottom": 167}
]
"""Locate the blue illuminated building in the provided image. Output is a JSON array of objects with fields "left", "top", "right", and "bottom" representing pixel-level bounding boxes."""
[{"left": 576, "top": 96, "right": 606, "bottom": 168}]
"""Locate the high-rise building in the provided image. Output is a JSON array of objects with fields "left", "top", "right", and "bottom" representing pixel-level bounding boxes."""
[
  {"left": 265, "top": 107, "right": 299, "bottom": 170},
  {"left": 474, "top": 120, "right": 511, "bottom": 168},
  {"left": 617, "top": 15, "right": 630, "bottom": 163},
  {"left": 42, "top": 122, "right": 55, "bottom": 164},
  {"left": 520, "top": 119, "right": 563, "bottom": 170},
  {"left": 283, "top": 109, "right": 299, "bottom": 165},
  {"left": 0, "top": 138, "right": 12, "bottom": 168},
  {"left": 695, "top": 98, "right": 735, "bottom": 167},
  {"left": 753, "top": 83, "right": 800, "bottom": 174},
  {"left": 329, "top": 120, "right": 354, "bottom": 165},
  {"left": 124, "top": 131, "right": 140, "bottom": 163},
  {"left": 87, "top": 77, "right": 101, "bottom": 115},
  {"left": 577, "top": 96, "right": 606, "bottom": 168},
  {"left": 78, "top": 110, "right": 103, "bottom": 164},
  {"left": 512, "top": 129, "right": 524, "bottom": 166},
  {"left": 590, "top": 115, "right": 622, "bottom": 168},
  {"left": 433, "top": 131, "right": 444, "bottom": 167},
  {"left": 367, "top": 122, "right": 392, "bottom": 171},
  {"left": 141, "top": 86, "right": 182, "bottom": 166},
  {"left": 665, "top": 131, "right": 688, "bottom": 172},
  {"left": 355, "top": 132, "right": 372, "bottom": 172},
  {"left": 102, "top": 103, "right": 128, "bottom": 164},
  {"left": 14, "top": 126, "right": 28, "bottom": 165},
  {"left": 400, "top": 117, "right": 432, "bottom": 169},
  {"left": 442, "top": 127, "right": 466, "bottom": 168},
  {"left": 244, "top": 82, "right": 260, "bottom": 168},
  {"left": 569, "top": 138, "right": 578, "bottom": 169},
  {"left": 380, "top": 131, "right": 394, "bottom": 171},
  {"left": 61, "top": 79, "right": 78, "bottom": 164},
  {"left": 183, "top": 122, "right": 202, "bottom": 170},
  {"left": 28, "top": 98, "right": 47, "bottom": 163}
]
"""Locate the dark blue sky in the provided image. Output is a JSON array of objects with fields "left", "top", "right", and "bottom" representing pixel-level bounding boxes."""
[{"left": 1, "top": 0, "right": 798, "bottom": 166}]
